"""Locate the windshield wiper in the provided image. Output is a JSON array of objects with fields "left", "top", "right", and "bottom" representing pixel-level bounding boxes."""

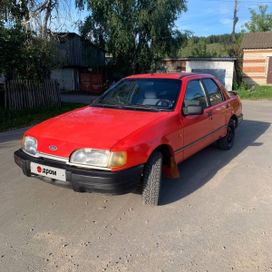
[
  {"left": 121, "top": 105, "right": 167, "bottom": 112},
  {"left": 90, "top": 103, "right": 124, "bottom": 109},
  {"left": 91, "top": 103, "right": 170, "bottom": 112}
]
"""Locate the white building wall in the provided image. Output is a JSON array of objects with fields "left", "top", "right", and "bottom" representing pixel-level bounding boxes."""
[
  {"left": 186, "top": 61, "right": 235, "bottom": 91},
  {"left": 51, "top": 68, "right": 76, "bottom": 91}
]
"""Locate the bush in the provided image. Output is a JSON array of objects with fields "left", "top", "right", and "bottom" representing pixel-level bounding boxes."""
[{"left": 0, "top": 26, "right": 58, "bottom": 81}]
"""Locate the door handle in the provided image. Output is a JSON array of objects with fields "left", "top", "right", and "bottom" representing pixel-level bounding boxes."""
[{"left": 207, "top": 111, "right": 213, "bottom": 120}]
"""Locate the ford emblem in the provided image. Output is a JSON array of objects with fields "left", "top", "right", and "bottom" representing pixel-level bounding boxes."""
[{"left": 49, "top": 145, "right": 57, "bottom": 151}]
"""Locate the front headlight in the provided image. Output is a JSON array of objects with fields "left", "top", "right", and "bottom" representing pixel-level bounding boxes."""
[
  {"left": 22, "top": 136, "right": 37, "bottom": 155},
  {"left": 70, "top": 149, "right": 127, "bottom": 169}
]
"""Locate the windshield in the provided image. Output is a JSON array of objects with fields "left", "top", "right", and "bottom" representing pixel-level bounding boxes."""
[{"left": 91, "top": 78, "right": 182, "bottom": 112}]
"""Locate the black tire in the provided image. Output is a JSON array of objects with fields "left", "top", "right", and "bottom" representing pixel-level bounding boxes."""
[
  {"left": 71, "top": 183, "right": 85, "bottom": 193},
  {"left": 217, "top": 119, "right": 236, "bottom": 150},
  {"left": 142, "top": 152, "right": 162, "bottom": 206}
]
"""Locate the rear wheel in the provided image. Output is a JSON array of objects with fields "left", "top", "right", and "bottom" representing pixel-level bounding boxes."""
[
  {"left": 142, "top": 152, "right": 162, "bottom": 206},
  {"left": 217, "top": 119, "right": 236, "bottom": 150}
]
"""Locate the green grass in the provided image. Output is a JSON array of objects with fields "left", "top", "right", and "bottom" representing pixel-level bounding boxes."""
[
  {"left": 237, "top": 85, "right": 272, "bottom": 100},
  {"left": 0, "top": 103, "right": 84, "bottom": 132}
]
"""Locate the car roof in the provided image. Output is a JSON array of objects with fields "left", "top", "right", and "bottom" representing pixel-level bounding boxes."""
[{"left": 126, "top": 73, "right": 214, "bottom": 80}]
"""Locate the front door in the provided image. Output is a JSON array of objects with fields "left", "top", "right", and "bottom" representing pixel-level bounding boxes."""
[
  {"left": 181, "top": 80, "right": 213, "bottom": 160},
  {"left": 267, "top": 57, "right": 272, "bottom": 84}
]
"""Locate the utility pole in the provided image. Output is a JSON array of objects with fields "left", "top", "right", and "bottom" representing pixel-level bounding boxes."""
[{"left": 232, "top": 0, "right": 238, "bottom": 42}]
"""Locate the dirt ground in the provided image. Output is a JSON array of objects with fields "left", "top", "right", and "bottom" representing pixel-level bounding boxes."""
[{"left": 0, "top": 100, "right": 271, "bottom": 272}]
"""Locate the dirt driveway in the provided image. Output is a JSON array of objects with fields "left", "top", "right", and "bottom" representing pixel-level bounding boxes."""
[{"left": 0, "top": 101, "right": 271, "bottom": 272}]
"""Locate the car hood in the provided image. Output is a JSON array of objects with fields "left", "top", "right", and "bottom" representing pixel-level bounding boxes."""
[{"left": 26, "top": 106, "right": 168, "bottom": 158}]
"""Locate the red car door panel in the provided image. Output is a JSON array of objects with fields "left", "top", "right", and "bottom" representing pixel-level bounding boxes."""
[
  {"left": 201, "top": 78, "right": 229, "bottom": 140},
  {"left": 179, "top": 80, "right": 213, "bottom": 160}
]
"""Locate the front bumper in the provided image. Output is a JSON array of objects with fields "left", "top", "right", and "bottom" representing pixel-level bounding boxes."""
[{"left": 14, "top": 149, "right": 144, "bottom": 194}]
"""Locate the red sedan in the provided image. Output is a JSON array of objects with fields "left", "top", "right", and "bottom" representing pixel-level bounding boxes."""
[{"left": 14, "top": 73, "right": 243, "bottom": 205}]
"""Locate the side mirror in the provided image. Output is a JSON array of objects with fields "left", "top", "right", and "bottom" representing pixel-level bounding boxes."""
[{"left": 184, "top": 105, "right": 203, "bottom": 116}]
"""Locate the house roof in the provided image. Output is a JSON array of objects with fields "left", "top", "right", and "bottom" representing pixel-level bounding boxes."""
[
  {"left": 52, "top": 32, "right": 106, "bottom": 52},
  {"left": 241, "top": 32, "right": 272, "bottom": 49},
  {"left": 162, "top": 57, "right": 236, "bottom": 62},
  {"left": 54, "top": 32, "right": 79, "bottom": 38}
]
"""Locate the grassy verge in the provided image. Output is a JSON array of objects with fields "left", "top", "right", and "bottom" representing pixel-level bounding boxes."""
[
  {"left": 0, "top": 103, "right": 84, "bottom": 132},
  {"left": 237, "top": 85, "right": 272, "bottom": 100}
]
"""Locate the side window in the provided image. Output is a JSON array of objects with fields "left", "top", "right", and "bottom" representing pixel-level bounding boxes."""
[
  {"left": 183, "top": 80, "right": 208, "bottom": 114},
  {"left": 202, "top": 78, "right": 224, "bottom": 106}
]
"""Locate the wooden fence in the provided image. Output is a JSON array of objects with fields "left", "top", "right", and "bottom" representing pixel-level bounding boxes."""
[{"left": 3, "top": 80, "right": 61, "bottom": 111}]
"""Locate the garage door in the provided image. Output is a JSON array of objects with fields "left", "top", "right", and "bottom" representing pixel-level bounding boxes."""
[{"left": 192, "top": 69, "right": 226, "bottom": 85}]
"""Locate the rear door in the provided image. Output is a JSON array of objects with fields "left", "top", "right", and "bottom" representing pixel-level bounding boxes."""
[
  {"left": 181, "top": 80, "right": 213, "bottom": 160},
  {"left": 201, "top": 78, "right": 228, "bottom": 140}
]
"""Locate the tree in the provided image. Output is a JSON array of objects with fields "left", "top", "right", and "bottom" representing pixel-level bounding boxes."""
[
  {"left": 0, "top": 25, "right": 59, "bottom": 80},
  {"left": 0, "top": 0, "right": 60, "bottom": 80},
  {"left": 0, "top": 0, "right": 59, "bottom": 37},
  {"left": 26, "top": 0, "right": 59, "bottom": 37},
  {"left": 78, "top": 0, "right": 187, "bottom": 75},
  {"left": 0, "top": 0, "right": 29, "bottom": 26},
  {"left": 178, "top": 38, "right": 211, "bottom": 57},
  {"left": 244, "top": 5, "right": 272, "bottom": 32}
]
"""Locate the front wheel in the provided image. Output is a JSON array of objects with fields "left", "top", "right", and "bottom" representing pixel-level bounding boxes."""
[
  {"left": 217, "top": 119, "right": 236, "bottom": 150},
  {"left": 142, "top": 152, "right": 162, "bottom": 206}
]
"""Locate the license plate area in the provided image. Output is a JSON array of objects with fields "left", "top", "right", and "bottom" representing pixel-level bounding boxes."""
[{"left": 30, "top": 162, "right": 66, "bottom": 182}]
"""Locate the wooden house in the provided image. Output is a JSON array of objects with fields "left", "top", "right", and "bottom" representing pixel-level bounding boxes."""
[
  {"left": 51, "top": 32, "right": 106, "bottom": 93},
  {"left": 241, "top": 32, "right": 272, "bottom": 85}
]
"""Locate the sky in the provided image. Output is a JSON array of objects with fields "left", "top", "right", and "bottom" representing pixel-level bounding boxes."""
[
  {"left": 51, "top": 0, "right": 272, "bottom": 37},
  {"left": 177, "top": 0, "right": 272, "bottom": 36}
]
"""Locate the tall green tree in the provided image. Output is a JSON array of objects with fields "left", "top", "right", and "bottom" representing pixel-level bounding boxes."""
[
  {"left": 78, "top": 0, "right": 187, "bottom": 75},
  {"left": 244, "top": 5, "right": 272, "bottom": 32},
  {"left": 0, "top": 26, "right": 58, "bottom": 80},
  {"left": 0, "top": 0, "right": 59, "bottom": 37},
  {"left": 0, "top": 0, "right": 30, "bottom": 27},
  {"left": 0, "top": 0, "right": 57, "bottom": 80},
  {"left": 0, "top": 0, "right": 60, "bottom": 80}
]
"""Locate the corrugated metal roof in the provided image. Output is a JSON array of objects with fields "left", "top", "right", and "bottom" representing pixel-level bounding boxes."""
[{"left": 241, "top": 32, "right": 272, "bottom": 49}]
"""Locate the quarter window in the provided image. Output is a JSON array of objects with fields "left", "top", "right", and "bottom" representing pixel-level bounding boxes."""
[
  {"left": 183, "top": 80, "right": 208, "bottom": 114},
  {"left": 202, "top": 79, "right": 224, "bottom": 106}
]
